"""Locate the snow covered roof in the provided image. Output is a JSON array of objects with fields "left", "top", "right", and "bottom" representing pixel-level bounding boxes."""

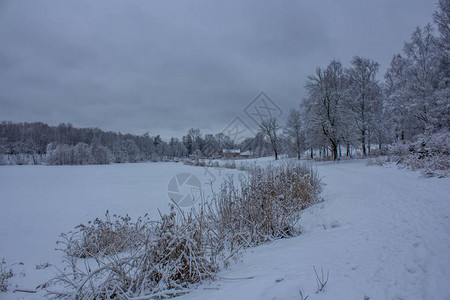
[
  {"left": 240, "top": 151, "right": 253, "bottom": 156},
  {"left": 222, "top": 149, "right": 240, "bottom": 154}
]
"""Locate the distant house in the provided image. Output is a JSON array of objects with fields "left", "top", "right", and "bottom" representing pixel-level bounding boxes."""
[
  {"left": 220, "top": 149, "right": 240, "bottom": 159},
  {"left": 240, "top": 150, "right": 253, "bottom": 159}
]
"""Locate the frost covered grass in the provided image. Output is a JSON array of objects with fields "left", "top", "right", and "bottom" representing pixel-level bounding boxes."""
[
  {"left": 210, "top": 162, "right": 321, "bottom": 248},
  {"left": 48, "top": 207, "right": 218, "bottom": 299},
  {"left": 59, "top": 212, "right": 149, "bottom": 259},
  {"left": 45, "top": 162, "right": 320, "bottom": 298},
  {"left": 0, "top": 258, "right": 14, "bottom": 292},
  {"left": 0, "top": 258, "right": 23, "bottom": 293}
]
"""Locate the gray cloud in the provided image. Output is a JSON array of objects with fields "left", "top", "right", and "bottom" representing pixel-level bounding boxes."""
[{"left": 0, "top": 0, "right": 437, "bottom": 138}]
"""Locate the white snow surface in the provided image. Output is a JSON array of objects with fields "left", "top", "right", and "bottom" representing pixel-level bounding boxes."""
[
  {"left": 1, "top": 159, "right": 450, "bottom": 299},
  {"left": 0, "top": 162, "right": 237, "bottom": 299}
]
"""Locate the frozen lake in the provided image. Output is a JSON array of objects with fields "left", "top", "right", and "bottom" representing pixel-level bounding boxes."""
[{"left": 0, "top": 161, "right": 239, "bottom": 295}]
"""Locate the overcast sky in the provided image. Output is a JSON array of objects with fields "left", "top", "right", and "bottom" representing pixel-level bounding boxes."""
[{"left": 0, "top": 0, "right": 438, "bottom": 138}]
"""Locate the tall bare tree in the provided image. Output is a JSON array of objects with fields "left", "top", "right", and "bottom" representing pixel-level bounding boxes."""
[
  {"left": 304, "top": 60, "right": 347, "bottom": 160},
  {"left": 284, "top": 108, "right": 304, "bottom": 159},
  {"left": 346, "top": 56, "right": 380, "bottom": 156},
  {"left": 259, "top": 117, "right": 280, "bottom": 160}
]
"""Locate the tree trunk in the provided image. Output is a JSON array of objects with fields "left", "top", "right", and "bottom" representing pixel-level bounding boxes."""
[
  {"left": 361, "top": 128, "right": 366, "bottom": 156},
  {"left": 330, "top": 140, "right": 338, "bottom": 161},
  {"left": 333, "top": 147, "right": 338, "bottom": 161}
]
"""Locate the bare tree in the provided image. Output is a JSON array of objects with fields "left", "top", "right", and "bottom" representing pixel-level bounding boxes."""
[
  {"left": 284, "top": 108, "right": 304, "bottom": 159},
  {"left": 346, "top": 56, "right": 380, "bottom": 156},
  {"left": 304, "top": 60, "right": 347, "bottom": 160},
  {"left": 259, "top": 117, "right": 280, "bottom": 160}
]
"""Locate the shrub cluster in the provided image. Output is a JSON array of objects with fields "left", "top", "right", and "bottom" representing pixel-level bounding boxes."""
[
  {"left": 209, "top": 163, "right": 321, "bottom": 249},
  {"left": 58, "top": 212, "right": 149, "bottom": 259},
  {"left": 390, "top": 130, "right": 450, "bottom": 177},
  {"left": 47, "top": 162, "right": 321, "bottom": 299},
  {"left": 0, "top": 259, "right": 14, "bottom": 292},
  {"left": 50, "top": 208, "right": 217, "bottom": 299}
]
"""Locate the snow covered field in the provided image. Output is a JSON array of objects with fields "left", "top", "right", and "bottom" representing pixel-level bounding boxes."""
[
  {"left": 180, "top": 160, "right": 450, "bottom": 300},
  {"left": 1, "top": 159, "right": 449, "bottom": 299},
  {"left": 0, "top": 161, "right": 237, "bottom": 299}
]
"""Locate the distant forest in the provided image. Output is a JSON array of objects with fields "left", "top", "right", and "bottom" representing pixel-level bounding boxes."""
[
  {"left": 0, "top": 122, "right": 254, "bottom": 165},
  {"left": 1, "top": 1, "right": 449, "bottom": 166}
]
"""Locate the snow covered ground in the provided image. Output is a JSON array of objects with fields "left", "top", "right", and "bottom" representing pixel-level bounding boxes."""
[
  {"left": 0, "top": 161, "right": 237, "bottom": 299},
  {"left": 179, "top": 160, "right": 450, "bottom": 300},
  {"left": 1, "top": 159, "right": 449, "bottom": 299}
]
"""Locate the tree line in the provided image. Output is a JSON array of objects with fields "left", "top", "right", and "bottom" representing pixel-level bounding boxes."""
[
  {"left": 0, "top": 122, "right": 241, "bottom": 165},
  {"left": 1, "top": 1, "right": 448, "bottom": 165},
  {"left": 258, "top": 0, "right": 449, "bottom": 161}
]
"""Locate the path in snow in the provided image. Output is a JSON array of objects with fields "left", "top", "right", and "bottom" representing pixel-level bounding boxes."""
[{"left": 179, "top": 160, "right": 450, "bottom": 300}]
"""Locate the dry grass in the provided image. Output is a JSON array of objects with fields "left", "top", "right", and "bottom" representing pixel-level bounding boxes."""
[
  {"left": 207, "top": 162, "right": 321, "bottom": 249},
  {"left": 0, "top": 259, "right": 14, "bottom": 292},
  {"left": 46, "top": 162, "right": 321, "bottom": 299}
]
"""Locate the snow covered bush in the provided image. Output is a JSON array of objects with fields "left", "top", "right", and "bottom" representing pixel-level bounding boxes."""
[
  {"left": 11, "top": 153, "right": 32, "bottom": 165},
  {"left": 0, "top": 258, "right": 13, "bottom": 292},
  {"left": 47, "top": 162, "right": 321, "bottom": 298},
  {"left": 391, "top": 130, "right": 450, "bottom": 177},
  {"left": 366, "top": 156, "right": 391, "bottom": 166},
  {"left": 222, "top": 160, "right": 236, "bottom": 169},
  {"left": 46, "top": 142, "right": 114, "bottom": 165},
  {"left": 58, "top": 211, "right": 149, "bottom": 259},
  {"left": 208, "top": 162, "right": 321, "bottom": 249},
  {"left": 48, "top": 207, "right": 219, "bottom": 298}
]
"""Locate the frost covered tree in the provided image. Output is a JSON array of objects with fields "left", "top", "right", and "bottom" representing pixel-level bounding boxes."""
[
  {"left": 0, "top": 121, "right": 179, "bottom": 164},
  {"left": 434, "top": 0, "right": 450, "bottom": 51},
  {"left": 90, "top": 140, "right": 112, "bottom": 164},
  {"left": 239, "top": 133, "right": 272, "bottom": 158},
  {"left": 370, "top": 92, "right": 390, "bottom": 152},
  {"left": 169, "top": 137, "right": 187, "bottom": 158},
  {"left": 346, "top": 56, "right": 381, "bottom": 156},
  {"left": 284, "top": 108, "right": 304, "bottom": 159},
  {"left": 304, "top": 60, "right": 348, "bottom": 160},
  {"left": 384, "top": 20, "right": 449, "bottom": 139},
  {"left": 202, "top": 134, "right": 219, "bottom": 158},
  {"left": 259, "top": 117, "right": 280, "bottom": 160},
  {"left": 402, "top": 25, "right": 441, "bottom": 132},
  {"left": 183, "top": 128, "right": 202, "bottom": 155},
  {"left": 73, "top": 142, "right": 90, "bottom": 165},
  {"left": 384, "top": 54, "right": 418, "bottom": 141},
  {"left": 215, "top": 132, "right": 234, "bottom": 151},
  {"left": 432, "top": 0, "right": 450, "bottom": 131}
]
